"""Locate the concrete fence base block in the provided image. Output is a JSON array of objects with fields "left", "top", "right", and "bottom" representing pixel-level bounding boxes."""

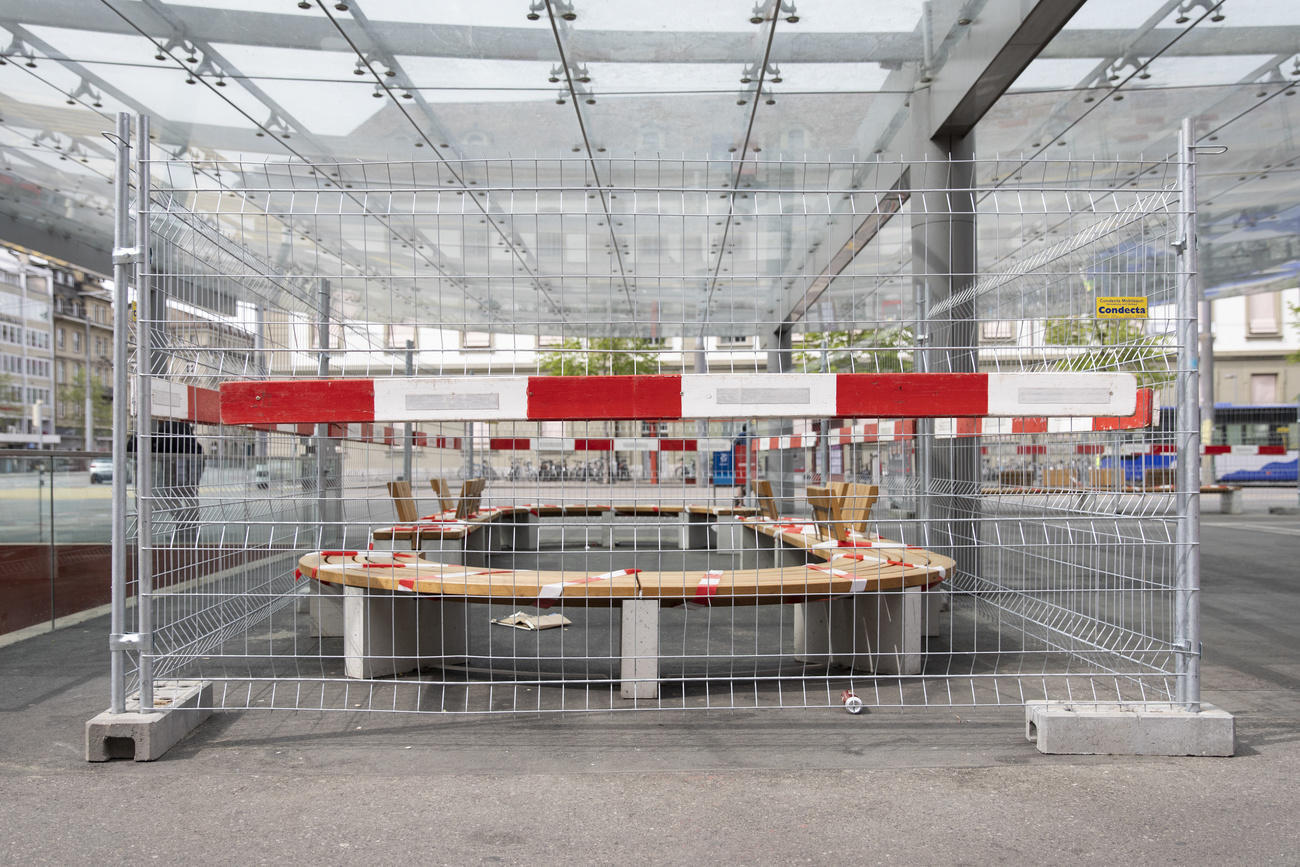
[
  {"left": 1025, "top": 701, "right": 1235, "bottom": 756},
  {"left": 86, "top": 680, "right": 213, "bottom": 762}
]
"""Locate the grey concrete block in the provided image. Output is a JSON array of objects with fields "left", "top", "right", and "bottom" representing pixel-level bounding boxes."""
[
  {"left": 309, "top": 580, "right": 345, "bottom": 637},
  {"left": 343, "top": 588, "right": 468, "bottom": 679},
  {"left": 620, "top": 599, "right": 659, "bottom": 699},
  {"left": 1025, "top": 701, "right": 1235, "bottom": 756},
  {"left": 85, "top": 681, "right": 213, "bottom": 762}
]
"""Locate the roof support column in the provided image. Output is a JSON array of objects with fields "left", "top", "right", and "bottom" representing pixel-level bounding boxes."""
[
  {"left": 764, "top": 324, "right": 796, "bottom": 513},
  {"left": 909, "top": 87, "right": 978, "bottom": 583}
]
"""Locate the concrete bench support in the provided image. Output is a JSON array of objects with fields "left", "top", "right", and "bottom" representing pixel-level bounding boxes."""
[
  {"left": 1218, "top": 488, "right": 1243, "bottom": 515},
  {"left": 684, "top": 511, "right": 714, "bottom": 549},
  {"left": 711, "top": 516, "right": 747, "bottom": 553},
  {"left": 923, "top": 587, "right": 946, "bottom": 638},
  {"left": 309, "top": 580, "right": 345, "bottom": 637},
  {"left": 594, "top": 511, "right": 616, "bottom": 549},
  {"left": 508, "top": 512, "right": 537, "bottom": 551},
  {"left": 620, "top": 599, "right": 659, "bottom": 699},
  {"left": 736, "top": 524, "right": 808, "bottom": 569},
  {"left": 793, "top": 587, "right": 923, "bottom": 675},
  {"left": 343, "top": 587, "right": 469, "bottom": 679}
]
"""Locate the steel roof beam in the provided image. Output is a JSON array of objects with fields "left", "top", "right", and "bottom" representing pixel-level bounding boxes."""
[
  {"left": 778, "top": 0, "right": 1087, "bottom": 326},
  {"left": 2, "top": 1, "right": 1294, "bottom": 63}
]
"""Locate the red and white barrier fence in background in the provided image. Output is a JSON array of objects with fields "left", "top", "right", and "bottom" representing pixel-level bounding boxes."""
[
  {"left": 219, "top": 372, "right": 1138, "bottom": 424},
  {"left": 149, "top": 374, "right": 1283, "bottom": 458}
]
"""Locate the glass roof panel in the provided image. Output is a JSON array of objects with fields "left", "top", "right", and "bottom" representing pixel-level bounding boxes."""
[{"left": 0, "top": 0, "right": 1295, "bottom": 331}]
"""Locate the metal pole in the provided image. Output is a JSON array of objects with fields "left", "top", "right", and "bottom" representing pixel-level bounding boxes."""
[
  {"left": 403, "top": 339, "right": 414, "bottom": 482},
  {"left": 253, "top": 305, "right": 267, "bottom": 463},
  {"left": 46, "top": 270, "right": 57, "bottom": 449},
  {"left": 17, "top": 270, "right": 29, "bottom": 444},
  {"left": 1175, "top": 117, "right": 1202, "bottom": 712},
  {"left": 766, "top": 325, "right": 795, "bottom": 512},
  {"left": 47, "top": 454, "right": 55, "bottom": 629},
  {"left": 1198, "top": 292, "right": 1215, "bottom": 485},
  {"left": 84, "top": 315, "right": 93, "bottom": 451},
  {"left": 108, "top": 113, "right": 131, "bottom": 714},
  {"left": 315, "top": 279, "right": 330, "bottom": 548},
  {"left": 134, "top": 113, "right": 154, "bottom": 711},
  {"left": 911, "top": 173, "right": 933, "bottom": 549},
  {"left": 465, "top": 421, "right": 474, "bottom": 481},
  {"left": 694, "top": 344, "right": 708, "bottom": 491}
]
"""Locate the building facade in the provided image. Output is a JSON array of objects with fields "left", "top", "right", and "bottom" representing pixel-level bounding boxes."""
[
  {"left": 0, "top": 249, "right": 56, "bottom": 451},
  {"left": 51, "top": 268, "right": 114, "bottom": 451}
]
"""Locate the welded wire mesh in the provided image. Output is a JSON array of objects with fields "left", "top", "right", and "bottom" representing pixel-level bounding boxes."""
[{"left": 119, "top": 149, "right": 1194, "bottom": 714}]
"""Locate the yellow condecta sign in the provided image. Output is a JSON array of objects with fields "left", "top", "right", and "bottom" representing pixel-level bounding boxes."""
[{"left": 1095, "top": 296, "right": 1148, "bottom": 319}]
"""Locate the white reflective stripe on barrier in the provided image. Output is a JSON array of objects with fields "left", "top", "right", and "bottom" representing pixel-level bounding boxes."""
[
  {"left": 149, "top": 378, "right": 189, "bottom": 419},
  {"left": 374, "top": 376, "right": 530, "bottom": 421},
  {"left": 681, "top": 373, "right": 837, "bottom": 418},
  {"left": 986, "top": 372, "right": 1136, "bottom": 416}
]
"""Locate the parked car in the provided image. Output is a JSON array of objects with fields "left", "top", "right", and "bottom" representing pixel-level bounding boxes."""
[
  {"left": 254, "top": 464, "right": 269, "bottom": 489},
  {"left": 88, "top": 458, "right": 114, "bottom": 484}
]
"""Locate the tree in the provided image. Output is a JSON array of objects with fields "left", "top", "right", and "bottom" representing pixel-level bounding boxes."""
[
  {"left": 57, "top": 367, "right": 112, "bottom": 430},
  {"left": 1044, "top": 317, "right": 1174, "bottom": 387},
  {"left": 537, "top": 336, "right": 662, "bottom": 376},
  {"left": 791, "top": 326, "right": 915, "bottom": 373}
]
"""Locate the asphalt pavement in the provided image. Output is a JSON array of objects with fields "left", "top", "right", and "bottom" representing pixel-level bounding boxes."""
[{"left": 0, "top": 500, "right": 1297, "bottom": 864}]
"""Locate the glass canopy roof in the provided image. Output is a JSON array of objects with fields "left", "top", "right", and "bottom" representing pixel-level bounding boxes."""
[{"left": 0, "top": 0, "right": 1296, "bottom": 331}]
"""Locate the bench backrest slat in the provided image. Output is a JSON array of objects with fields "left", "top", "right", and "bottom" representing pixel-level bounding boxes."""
[
  {"left": 806, "top": 484, "right": 845, "bottom": 542},
  {"left": 387, "top": 480, "right": 418, "bottom": 523},
  {"left": 752, "top": 479, "right": 779, "bottom": 520},
  {"left": 429, "top": 477, "right": 455, "bottom": 513},
  {"left": 841, "top": 483, "right": 879, "bottom": 536},
  {"left": 456, "top": 478, "right": 486, "bottom": 520}
]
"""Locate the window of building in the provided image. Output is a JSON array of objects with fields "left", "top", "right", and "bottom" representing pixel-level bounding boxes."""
[
  {"left": 57, "top": 327, "right": 64, "bottom": 349},
  {"left": 56, "top": 359, "right": 65, "bottom": 383},
  {"left": 537, "top": 334, "right": 565, "bottom": 348},
  {"left": 1250, "top": 373, "right": 1279, "bottom": 404},
  {"left": 461, "top": 330, "right": 492, "bottom": 350},
  {"left": 981, "top": 320, "right": 1017, "bottom": 342},
  {"left": 1246, "top": 292, "right": 1281, "bottom": 336},
  {"left": 716, "top": 335, "right": 753, "bottom": 348},
  {"left": 385, "top": 324, "right": 418, "bottom": 350},
  {"left": 72, "top": 331, "right": 81, "bottom": 352}
]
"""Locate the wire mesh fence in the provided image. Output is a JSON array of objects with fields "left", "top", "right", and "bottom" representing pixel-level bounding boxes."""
[{"left": 110, "top": 114, "right": 1201, "bottom": 715}]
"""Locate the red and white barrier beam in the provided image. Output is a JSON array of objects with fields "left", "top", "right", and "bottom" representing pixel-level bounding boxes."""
[{"left": 220, "top": 372, "right": 1137, "bottom": 424}]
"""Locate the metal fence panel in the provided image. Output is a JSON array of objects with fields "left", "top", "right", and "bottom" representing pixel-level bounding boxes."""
[{"left": 111, "top": 118, "right": 1199, "bottom": 715}]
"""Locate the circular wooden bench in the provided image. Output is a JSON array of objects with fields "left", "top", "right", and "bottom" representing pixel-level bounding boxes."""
[{"left": 298, "top": 543, "right": 953, "bottom": 692}]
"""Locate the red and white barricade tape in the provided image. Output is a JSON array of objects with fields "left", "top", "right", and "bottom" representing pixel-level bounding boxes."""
[{"left": 220, "top": 372, "right": 1137, "bottom": 424}]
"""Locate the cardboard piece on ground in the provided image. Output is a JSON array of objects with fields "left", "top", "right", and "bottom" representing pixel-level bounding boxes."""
[{"left": 492, "top": 611, "right": 572, "bottom": 631}]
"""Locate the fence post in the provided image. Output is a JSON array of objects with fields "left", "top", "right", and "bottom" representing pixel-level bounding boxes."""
[
  {"left": 403, "top": 339, "right": 414, "bottom": 482},
  {"left": 1175, "top": 117, "right": 1202, "bottom": 712},
  {"left": 108, "top": 113, "right": 132, "bottom": 714},
  {"left": 315, "top": 279, "right": 341, "bottom": 548},
  {"left": 133, "top": 113, "right": 155, "bottom": 711}
]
